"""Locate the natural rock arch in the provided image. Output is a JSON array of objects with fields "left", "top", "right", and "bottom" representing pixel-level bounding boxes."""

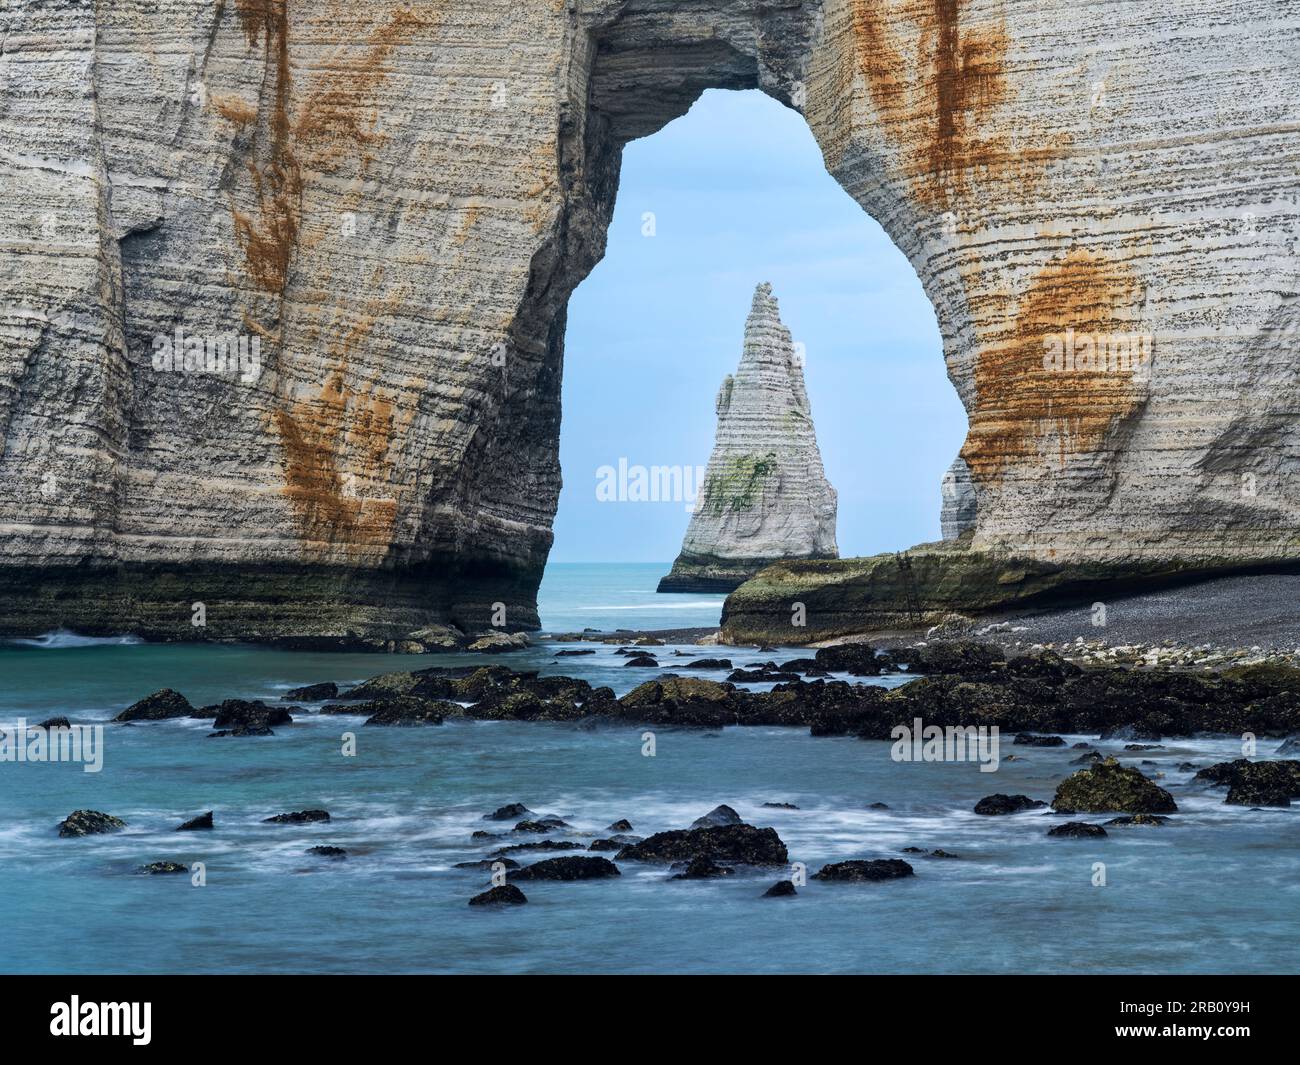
[{"left": 0, "top": 0, "right": 1295, "bottom": 642}]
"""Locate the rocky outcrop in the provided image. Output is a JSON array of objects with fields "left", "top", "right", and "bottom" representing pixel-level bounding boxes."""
[
  {"left": 1, "top": 3, "right": 1296, "bottom": 642},
  {"left": 1052, "top": 760, "right": 1178, "bottom": 814},
  {"left": 658, "top": 283, "right": 837, "bottom": 592},
  {"left": 940, "top": 457, "right": 977, "bottom": 541},
  {"left": 57, "top": 810, "right": 125, "bottom": 838},
  {"left": 114, "top": 689, "right": 195, "bottom": 722}
]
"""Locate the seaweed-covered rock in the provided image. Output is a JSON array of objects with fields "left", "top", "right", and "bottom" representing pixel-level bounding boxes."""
[
  {"left": 57, "top": 810, "right": 125, "bottom": 837},
  {"left": 264, "top": 809, "right": 330, "bottom": 824},
  {"left": 202, "top": 700, "right": 294, "bottom": 730},
  {"left": 282, "top": 682, "right": 338, "bottom": 702},
  {"left": 813, "top": 859, "right": 914, "bottom": 882},
  {"left": 363, "top": 699, "right": 451, "bottom": 726},
  {"left": 469, "top": 884, "right": 528, "bottom": 905},
  {"left": 616, "top": 677, "right": 748, "bottom": 727},
  {"left": 973, "top": 794, "right": 1046, "bottom": 816},
  {"left": 1192, "top": 758, "right": 1300, "bottom": 806},
  {"left": 1052, "top": 759, "right": 1178, "bottom": 813},
  {"left": 1047, "top": 821, "right": 1108, "bottom": 838},
  {"left": 507, "top": 856, "right": 621, "bottom": 881},
  {"left": 813, "top": 643, "right": 882, "bottom": 675},
  {"left": 616, "top": 823, "right": 787, "bottom": 866},
  {"left": 1105, "top": 814, "right": 1170, "bottom": 826},
  {"left": 114, "top": 689, "right": 194, "bottom": 722}
]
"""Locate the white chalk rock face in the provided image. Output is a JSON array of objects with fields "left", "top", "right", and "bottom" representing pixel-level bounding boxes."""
[
  {"left": 659, "top": 284, "right": 838, "bottom": 592},
  {"left": 941, "top": 457, "right": 977, "bottom": 541}
]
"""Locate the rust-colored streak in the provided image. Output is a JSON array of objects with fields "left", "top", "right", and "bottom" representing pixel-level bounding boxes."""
[
  {"left": 848, "top": 0, "right": 1063, "bottom": 207},
  {"left": 274, "top": 369, "right": 398, "bottom": 552},
  {"left": 961, "top": 248, "right": 1152, "bottom": 482}
]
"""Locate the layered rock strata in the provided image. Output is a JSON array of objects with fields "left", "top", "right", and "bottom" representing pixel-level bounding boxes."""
[
  {"left": 1, "top": 1, "right": 1296, "bottom": 642},
  {"left": 658, "top": 283, "right": 837, "bottom": 592}
]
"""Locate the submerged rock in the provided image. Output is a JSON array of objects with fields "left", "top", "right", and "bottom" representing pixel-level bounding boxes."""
[
  {"left": 469, "top": 884, "right": 528, "bottom": 905},
  {"left": 616, "top": 823, "right": 787, "bottom": 866},
  {"left": 115, "top": 689, "right": 194, "bottom": 722},
  {"left": 514, "top": 818, "right": 570, "bottom": 833},
  {"left": 670, "top": 857, "right": 734, "bottom": 880},
  {"left": 57, "top": 810, "right": 125, "bottom": 837},
  {"left": 507, "top": 856, "right": 620, "bottom": 881},
  {"left": 763, "top": 880, "right": 797, "bottom": 897},
  {"left": 1047, "top": 821, "right": 1108, "bottom": 838},
  {"left": 484, "top": 803, "right": 533, "bottom": 822},
  {"left": 1052, "top": 759, "right": 1178, "bottom": 814},
  {"left": 36, "top": 715, "right": 72, "bottom": 729},
  {"left": 176, "top": 811, "right": 214, "bottom": 831},
  {"left": 138, "top": 861, "right": 188, "bottom": 875},
  {"left": 657, "top": 283, "right": 838, "bottom": 593},
  {"left": 762, "top": 802, "right": 799, "bottom": 810},
  {"left": 973, "top": 794, "right": 1046, "bottom": 816},
  {"left": 813, "top": 859, "right": 914, "bottom": 882},
  {"left": 208, "top": 724, "right": 275, "bottom": 737},
  {"left": 307, "top": 846, "right": 347, "bottom": 859},
  {"left": 1105, "top": 814, "right": 1171, "bottom": 826},
  {"left": 264, "top": 809, "right": 330, "bottom": 824},
  {"left": 454, "top": 857, "right": 518, "bottom": 870},
  {"left": 491, "top": 840, "right": 587, "bottom": 857}
]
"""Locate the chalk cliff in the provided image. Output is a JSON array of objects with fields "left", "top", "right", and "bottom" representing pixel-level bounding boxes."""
[
  {"left": 0, "top": 1, "right": 1296, "bottom": 643},
  {"left": 658, "top": 284, "right": 837, "bottom": 592}
]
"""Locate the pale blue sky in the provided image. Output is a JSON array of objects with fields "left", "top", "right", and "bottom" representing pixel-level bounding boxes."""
[{"left": 553, "top": 89, "right": 967, "bottom": 563}]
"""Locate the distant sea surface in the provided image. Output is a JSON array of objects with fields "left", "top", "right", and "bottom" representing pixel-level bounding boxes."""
[{"left": 1, "top": 563, "right": 1296, "bottom": 974}]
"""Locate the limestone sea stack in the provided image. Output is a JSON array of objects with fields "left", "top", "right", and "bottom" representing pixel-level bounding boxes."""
[{"left": 658, "top": 284, "right": 837, "bottom": 593}]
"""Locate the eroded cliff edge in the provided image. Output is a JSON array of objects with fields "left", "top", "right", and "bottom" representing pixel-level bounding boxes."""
[{"left": 1, "top": 0, "right": 1297, "bottom": 643}]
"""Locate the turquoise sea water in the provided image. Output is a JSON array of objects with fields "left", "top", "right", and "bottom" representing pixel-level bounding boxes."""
[{"left": 1, "top": 564, "right": 1297, "bottom": 974}]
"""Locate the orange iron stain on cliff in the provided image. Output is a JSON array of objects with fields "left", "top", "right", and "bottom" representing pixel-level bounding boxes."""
[
  {"left": 848, "top": 0, "right": 1065, "bottom": 207},
  {"left": 961, "top": 248, "right": 1153, "bottom": 482}
]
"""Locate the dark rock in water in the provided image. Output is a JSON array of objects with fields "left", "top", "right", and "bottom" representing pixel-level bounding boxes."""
[
  {"left": 1105, "top": 814, "right": 1171, "bottom": 826},
  {"left": 207, "top": 724, "right": 275, "bottom": 737},
  {"left": 36, "top": 716, "right": 72, "bottom": 729},
  {"left": 508, "top": 856, "right": 621, "bottom": 881},
  {"left": 264, "top": 809, "right": 330, "bottom": 824},
  {"left": 762, "top": 802, "right": 799, "bottom": 810},
  {"left": 624, "top": 655, "right": 659, "bottom": 668},
  {"left": 471, "top": 830, "right": 504, "bottom": 841},
  {"left": 177, "top": 811, "right": 214, "bottom": 831},
  {"left": 57, "top": 809, "right": 125, "bottom": 837},
  {"left": 867, "top": 802, "right": 890, "bottom": 810},
  {"left": 1176, "top": 762, "right": 1198, "bottom": 772},
  {"left": 1014, "top": 733, "right": 1066, "bottom": 747},
  {"left": 138, "top": 861, "right": 188, "bottom": 875},
  {"left": 928, "top": 849, "right": 959, "bottom": 859},
  {"left": 203, "top": 700, "right": 293, "bottom": 730},
  {"left": 684, "top": 658, "right": 733, "bottom": 670},
  {"left": 514, "top": 818, "right": 569, "bottom": 833},
  {"left": 616, "top": 823, "right": 787, "bottom": 865},
  {"left": 491, "top": 840, "right": 586, "bottom": 857},
  {"left": 1277, "top": 735, "right": 1300, "bottom": 755},
  {"left": 1053, "top": 758, "right": 1178, "bottom": 813},
  {"left": 1005, "top": 649, "right": 1083, "bottom": 682},
  {"left": 606, "top": 819, "right": 633, "bottom": 832},
  {"left": 1047, "top": 821, "right": 1108, "bottom": 838},
  {"left": 670, "top": 857, "right": 734, "bottom": 880},
  {"left": 763, "top": 880, "right": 797, "bottom": 897},
  {"left": 974, "top": 794, "right": 1046, "bottom": 816},
  {"left": 588, "top": 839, "right": 622, "bottom": 852},
  {"left": 1071, "top": 750, "right": 1105, "bottom": 765},
  {"left": 901, "top": 846, "right": 925, "bottom": 853},
  {"left": 307, "top": 846, "right": 348, "bottom": 859},
  {"left": 1193, "top": 758, "right": 1300, "bottom": 807},
  {"left": 469, "top": 884, "right": 528, "bottom": 905},
  {"left": 778, "top": 658, "right": 825, "bottom": 675},
  {"left": 363, "top": 698, "right": 451, "bottom": 726},
  {"left": 1072, "top": 742, "right": 1093, "bottom": 749},
  {"left": 729, "top": 668, "right": 801, "bottom": 683},
  {"left": 554, "top": 649, "right": 596, "bottom": 657},
  {"left": 617, "top": 678, "right": 747, "bottom": 727},
  {"left": 813, "top": 859, "right": 914, "bottom": 882},
  {"left": 1099, "top": 724, "right": 1162, "bottom": 742},
  {"left": 282, "top": 682, "right": 338, "bottom": 702},
  {"left": 813, "top": 644, "right": 882, "bottom": 675},
  {"left": 1124, "top": 743, "right": 1163, "bottom": 751},
  {"left": 115, "top": 688, "right": 194, "bottom": 722},
  {"left": 453, "top": 857, "right": 518, "bottom": 870},
  {"left": 690, "top": 804, "right": 743, "bottom": 829},
  {"left": 484, "top": 803, "right": 532, "bottom": 821}
]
